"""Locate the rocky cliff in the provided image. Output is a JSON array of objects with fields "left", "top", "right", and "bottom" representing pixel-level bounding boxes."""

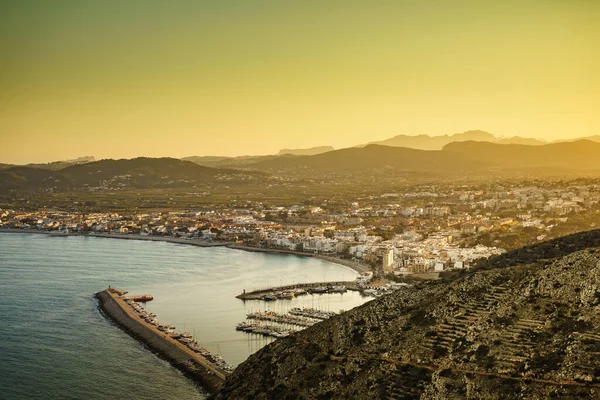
[{"left": 217, "top": 231, "right": 600, "bottom": 399}]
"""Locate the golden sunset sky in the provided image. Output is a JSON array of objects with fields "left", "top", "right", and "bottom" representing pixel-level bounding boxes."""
[{"left": 1, "top": 0, "right": 598, "bottom": 164}]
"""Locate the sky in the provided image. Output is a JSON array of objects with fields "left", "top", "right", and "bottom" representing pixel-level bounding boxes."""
[{"left": 0, "top": 0, "right": 598, "bottom": 164}]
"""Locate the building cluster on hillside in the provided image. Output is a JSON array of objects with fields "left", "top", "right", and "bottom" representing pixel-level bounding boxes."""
[{"left": 3, "top": 181, "right": 600, "bottom": 276}]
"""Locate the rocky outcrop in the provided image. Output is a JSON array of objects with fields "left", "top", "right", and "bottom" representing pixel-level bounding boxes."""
[{"left": 217, "top": 231, "right": 600, "bottom": 399}]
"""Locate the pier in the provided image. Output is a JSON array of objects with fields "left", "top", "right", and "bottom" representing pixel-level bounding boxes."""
[
  {"left": 236, "top": 280, "right": 360, "bottom": 301},
  {"left": 236, "top": 307, "right": 339, "bottom": 339},
  {"left": 95, "top": 288, "right": 230, "bottom": 395},
  {"left": 246, "top": 310, "right": 319, "bottom": 327}
]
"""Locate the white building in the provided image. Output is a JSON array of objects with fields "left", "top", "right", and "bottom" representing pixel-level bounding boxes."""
[{"left": 382, "top": 248, "right": 394, "bottom": 273}]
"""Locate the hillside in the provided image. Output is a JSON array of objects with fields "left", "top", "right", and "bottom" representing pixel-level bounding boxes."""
[
  {"left": 217, "top": 230, "right": 600, "bottom": 399},
  {"left": 443, "top": 140, "right": 600, "bottom": 173},
  {"left": 555, "top": 135, "right": 600, "bottom": 144},
  {"left": 182, "top": 154, "right": 286, "bottom": 168},
  {"left": 245, "top": 145, "right": 487, "bottom": 175},
  {"left": 241, "top": 140, "right": 600, "bottom": 178},
  {"left": 0, "top": 156, "right": 95, "bottom": 171},
  {"left": 493, "top": 136, "right": 546, "bottom": 146},
  {"left": 277, "top": 146, "right": 335, "bottom": 156},
  {"left": 0, "top": 157, "right": 265, "bottom": 191},
  {"left": 362, "top": 130, "right": 496, "bottom": 150}
]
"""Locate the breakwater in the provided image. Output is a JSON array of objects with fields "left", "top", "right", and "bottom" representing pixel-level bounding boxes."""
[
  {"left": 95, "top": 288, "right": 230, "bottom": 395},
  {"left": 235, "top": 281, "right": 359, "bottom": 301}
]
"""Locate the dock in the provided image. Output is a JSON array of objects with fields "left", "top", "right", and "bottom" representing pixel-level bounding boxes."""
[
  {"left": 95, "top": 288, "right": 230, "bottom": 395},
  {"left": 236, "top": 281, "right": 360, "bottom": 301}
]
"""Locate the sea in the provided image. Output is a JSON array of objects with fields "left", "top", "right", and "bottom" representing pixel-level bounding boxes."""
[{"left": 0, "top": 233, "right": 371, "bottom": 399}]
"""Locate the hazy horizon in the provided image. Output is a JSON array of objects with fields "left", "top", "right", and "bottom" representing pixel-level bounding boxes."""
[
  {"left": 1, "top": 129, "right": 598, "bottom": 165},
  {"left": 1, "top": 1, "right": 598, "bottom": 164}
]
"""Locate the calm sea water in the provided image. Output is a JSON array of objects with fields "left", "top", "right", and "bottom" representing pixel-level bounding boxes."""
[{"left": 0, "top": 233, "right": 369, "bottom": 399}]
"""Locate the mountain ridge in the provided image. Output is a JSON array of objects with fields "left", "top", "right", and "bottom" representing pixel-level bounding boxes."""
[
  {"left": 240, "top": 140, "right": 600, "bottom": 177},
  {"left": 0, "top": 157, "right": 265, "bottom": 191},
  {"left": 278, "top": 146, "right": 335, "bottom": 156},
  {"left": 358, "top": 130, "right": 548, "bottom": 150},
  {"left": 4, "top": 140, "right": 600, "bottom": 191}
]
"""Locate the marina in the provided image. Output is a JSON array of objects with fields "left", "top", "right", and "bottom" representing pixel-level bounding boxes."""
[
  {"left": 288, "top": 307, "right": 338, "bottom": 320},
  {"left": 236, "top": 307, "right": 340, "bottom": 339},
  {"left": 236, "top": 281, "right": 359, "bottom": 301},
  {"left": 125, "top": 297, "right": 235, "bottom": 372},
  {"left": 96, "top": 287, "right": 232, "bottom": 395},
  {"left": 235, "top": 322, "right": 293, "bottom": 339},
  {"left": 246, "top": 310, "right": 321, "bottom": 327},
  {"left": 236, "top": 279, "right": 412, "bottom": 302},
  {"left": 232, "top": 280, "right": 414, "bottom": 341}
]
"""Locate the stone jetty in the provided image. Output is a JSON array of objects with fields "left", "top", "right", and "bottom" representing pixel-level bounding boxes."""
[{"left": 96, "top": 288, "right": 230, "bottom": 395}]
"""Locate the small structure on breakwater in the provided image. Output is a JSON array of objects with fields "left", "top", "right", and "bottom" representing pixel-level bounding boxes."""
[{"left": 122, "top": 294, "right": 154, "bottom": 302}]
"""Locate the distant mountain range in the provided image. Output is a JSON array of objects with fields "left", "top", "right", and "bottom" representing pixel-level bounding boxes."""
[
  {"left": 238, "top": 139, "right": 600, "bottom": 178},
  {"left": 0, "top": 156, "right": 96, "bottom": 171},
  {"left": 555, "top": 135, "right": 600, "bottom": 144},
  {"left": 5, "top": 131, "right": 600, "bottom": 172},
  {"left": 359, "top": 130, "right": 548, "bottom": 150},
  {"left": 0, "top": 157, "right": 265, "bottom": 191},
  {"left": 245, "top": 145, "right": 485, "bottom": 175},
  {"left": 277, "top": 146, "right": 334, "bottom": 156},
  {"left": 181, "top": 154, "right": 286, "bottom": 169},
  {"left": 181, "top": 131, "right": 599, "bottom": 167},
  {"left": 3, "top": 132, "right": 600, "bottom": 191},
  {"left": 443, "top": 140, "right": 600, "bottom": 172}
]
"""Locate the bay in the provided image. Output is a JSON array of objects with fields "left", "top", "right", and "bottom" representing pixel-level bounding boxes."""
[{"left": 0, "top": 233, "right": 369, "bottom": 399}]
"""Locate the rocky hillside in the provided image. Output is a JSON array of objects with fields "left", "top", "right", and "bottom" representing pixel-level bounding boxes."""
[{"left": 217, "top": 231, "right": 600, "bottom": 399}]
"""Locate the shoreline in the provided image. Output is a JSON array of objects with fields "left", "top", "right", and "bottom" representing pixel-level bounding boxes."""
[
  {"left": 0, "top": 228, "right": 369, "bottom": 274},
  {"left": 224, "top": 243, "right": 369, "bottom": 274}
]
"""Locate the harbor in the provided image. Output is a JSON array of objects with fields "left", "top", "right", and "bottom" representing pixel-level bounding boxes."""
[
  {"left": 236, "top": 307, "right": 339, "bottom": 339},
  {"left": 233, "top": 279, "right": 413, "bottom": 340},
  {"left": 235, "top": 278, "right": 411, "bottom": 301},
  {"left": 96, "top": 287, "right": 232, "bottom": 395},
  {"left": 1, "top": 231, "right": 372, "bottom": 398},
  {"left": 235, "top": 281, "right": 360, "bottom": 301}
]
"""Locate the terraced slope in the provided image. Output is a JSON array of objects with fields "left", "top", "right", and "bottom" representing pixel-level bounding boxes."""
[{"left": 217, "top": 231, "right": 600, "bottom": 399}]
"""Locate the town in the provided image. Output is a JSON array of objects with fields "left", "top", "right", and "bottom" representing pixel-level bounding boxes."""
[{"left": 3, "top": 179, "right": 600, "bottom": 281}]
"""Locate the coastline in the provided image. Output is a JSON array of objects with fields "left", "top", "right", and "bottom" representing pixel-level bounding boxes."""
[
  {"left": 0, "top": 228, "right": 225, "bottom": 247},
  {"left": 225, "top": 243, "right": 369, "bottom": 274},
  {"left": 0, "top": 228, "right": 369, "bottom": 274}
]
